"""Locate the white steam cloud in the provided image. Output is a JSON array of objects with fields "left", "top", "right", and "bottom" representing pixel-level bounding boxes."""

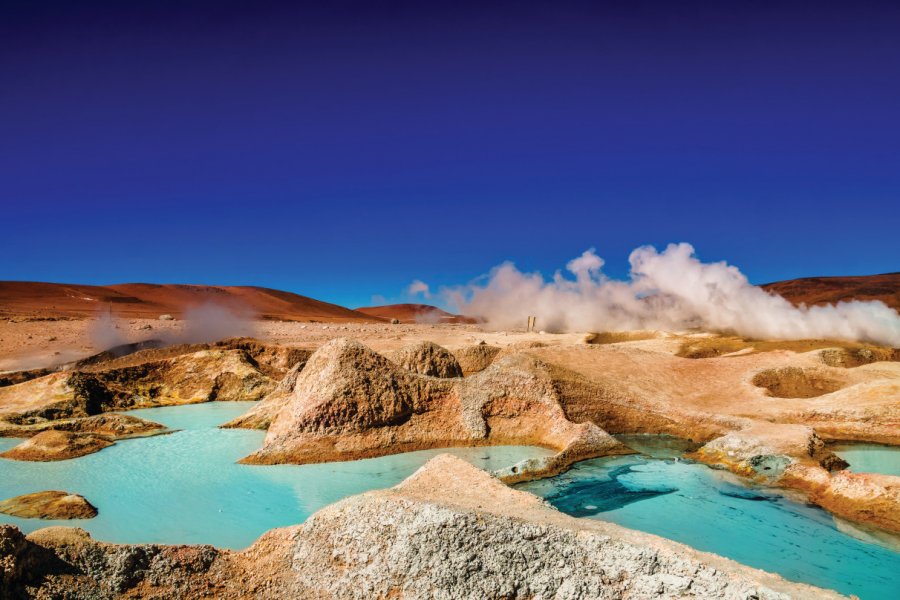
[
  {"left": 407, "top": 279, "right": 431, "bottom": 299},
  {"left": 179, "top": 304, "right": 255, "bottom": 344},
  {"left": 445, "top": 243, "right": 900, "bottom": 346},
  {"left": 88, "top": 310, "right": 126, "bottom": 349}
]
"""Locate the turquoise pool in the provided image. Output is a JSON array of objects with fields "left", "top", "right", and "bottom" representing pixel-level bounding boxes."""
[
  {"left": 0, "top": 401, "right": 552, "bottom": 549},
  {"left": 517, "top": 450, "right": 900, "bottom": 600},
  {"left": 831, "top": 442, "right": 900, "bottom": 477}
]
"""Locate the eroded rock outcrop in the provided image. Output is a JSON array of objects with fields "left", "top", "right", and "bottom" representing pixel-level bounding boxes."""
[
  {"left": 222, "top": 361, "right": 306, "bottom": 430},
  {"left": 240, "top": 339, "right": 629, "bottom": 478},
  {"left": 0, "top": 430, "right": 113, "bottom": 461},
  {"left": 0, "top": 491, "right": 97, "bottom": 520},
  {"left": 0, "top": 525, "right": 233, "bottom": 599},
  {"left": 387, "top": 341, "right": 463, "bottom": 378},
  {"left": 691, "top": 423, "right": 828, "bottom": 480},
  {"left": 0, "top": 413, "right": 165, "bottom": 439},
  {"left": 0, "top": 349, "right": 275, "bottom": 427},
  {"left": 692, "top": 423, "right": 900, "bottom": 533},
  {"left": 780, "top": 466, "right": 900, "bottom": 534},
  {"left": 0, "top": 457, "right": 848, "bottom": 599}
]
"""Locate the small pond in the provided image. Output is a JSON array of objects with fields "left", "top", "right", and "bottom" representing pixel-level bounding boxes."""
[
  {"left": 0, "top": 401, "right": 553, "bottom": 549},
  {"left": 830, "top": 442, "right": 900, "bottom": 477},
  {"left": 518, "top": 437, "right": 900, "bottom": 600}
]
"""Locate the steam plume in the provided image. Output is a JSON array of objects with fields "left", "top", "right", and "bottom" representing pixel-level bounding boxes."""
[
  {"left": 178, "top": 304, "right": 255, "bottom": 344},
  {"left": 445, "top": 243, "right": 900, "bottom": 346},
  {"left": 407, "top": 280, "right": 431, "bottom": 299}
]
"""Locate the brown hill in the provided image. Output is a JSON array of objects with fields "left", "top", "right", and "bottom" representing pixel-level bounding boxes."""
[
  {"left": 762, "top": 273, "right": 900, "bottom": 312},
  {"left": 0, "top": 282, "right": 383, "bottom": 322},
  {"left": 356, "top": 303, "right": 476, "bottom": 324}
]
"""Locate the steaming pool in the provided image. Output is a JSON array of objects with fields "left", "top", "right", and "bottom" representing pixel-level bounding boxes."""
[
  {"left": 0, "top": 402, "right": 553, "bottom": 549},
  {"left": 517, "top": 435, "right": 900, "bottom": 600}
]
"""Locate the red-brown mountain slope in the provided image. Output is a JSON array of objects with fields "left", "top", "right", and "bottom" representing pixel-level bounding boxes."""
[
  {"left": 762, "top": 273, "right": 899, "bottom": 311},
  {"left": 0, "top": 282, "right": 383, "bottom": 322}
]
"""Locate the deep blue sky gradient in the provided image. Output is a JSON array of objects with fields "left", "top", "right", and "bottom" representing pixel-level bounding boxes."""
[{"left": 1, "top": 1, "right": 898, "bottom": 308}]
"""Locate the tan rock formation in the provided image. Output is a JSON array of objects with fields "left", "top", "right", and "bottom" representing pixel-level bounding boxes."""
[
  {"left": 780, "top": 466, "right": 900, "bottom": 534},
  {"left": 0, "top": 430, "right": 113, "bottom": 461},
  {"left": 240, "top": 338, "right": 629, "bottom": 479},
  {"left": 0, "top": 457, "right": 848, "bottom": 599},
  {"left": 0, "top": 491, "right": 97, "bottom": 520},
  {"left": 387, "top": 340, "right": 463, "bottom": 378},
  {"left": 222, "top": 361, "right": 305, "bottom": 430},
  {"left": 0, "top": 349, "right": 275, "bottom": 426},
  {"left": 0, "top": 413, "right": 165, "bottom": 439}
]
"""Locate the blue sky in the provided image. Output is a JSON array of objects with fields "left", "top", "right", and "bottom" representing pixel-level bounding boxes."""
[{"left": 1, "top": 1, "right": 898, "bottom": 308}]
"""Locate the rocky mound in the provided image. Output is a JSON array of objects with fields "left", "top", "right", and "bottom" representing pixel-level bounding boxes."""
[
  {"left": 452, "top": 343, "right": 501, "bottom": 375},
  {"left": 0, "top": 525, "right": 235, "bottom": 598},
  {"left": 0, "top": 491, "right": 97, "bottom": 520},
  {"left": 240, "top": 338, "right": 628, "bottom": 479},
  {"left": 47, "top": 413, "right": 166, "bottom": 437},
  {"left": 0, "top": 430, "right": 113, "bottom": 461},
  {"left": 387, "top": 341, "right": 463, "bottom": 378},
  {"left": 0, "top": 457, "right": 846, "bottom": 599},
  {"left": 213, "top": 338, "right": 311, "bottom": 379}
]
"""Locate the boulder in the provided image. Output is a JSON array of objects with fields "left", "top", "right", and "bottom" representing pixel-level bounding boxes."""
[
  {"left": 0, "top": 430, "right": 112, "bottom": 461},
  {"left": 0, "top": 491, "right": 97, "bottom": 520}
]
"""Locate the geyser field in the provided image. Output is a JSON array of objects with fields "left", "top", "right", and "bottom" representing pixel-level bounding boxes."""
[{"left": 0, "top": 253, "right": 898, "bottom": 599}]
